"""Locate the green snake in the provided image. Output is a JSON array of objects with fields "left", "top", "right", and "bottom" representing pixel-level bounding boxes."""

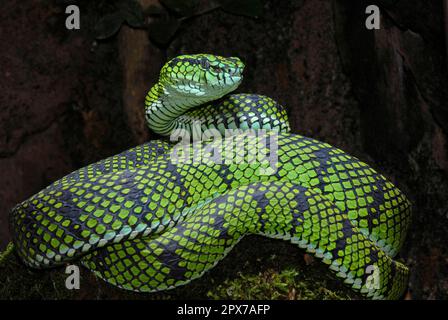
[{"left": 10, "top": 54, "right": 411, "bottom": 299}]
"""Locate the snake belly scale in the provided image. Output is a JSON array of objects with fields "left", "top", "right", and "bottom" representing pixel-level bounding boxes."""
[{"left": 10, "top": 54, "right": 411, "bottom": 299}]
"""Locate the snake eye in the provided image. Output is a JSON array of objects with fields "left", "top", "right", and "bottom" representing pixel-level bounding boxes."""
[{"left": 200, "top": 59, "right": 210, "bottom": 69}]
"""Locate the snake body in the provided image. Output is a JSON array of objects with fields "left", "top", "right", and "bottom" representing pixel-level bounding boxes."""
[{"left": 10, "top": 54, "right": 411, "bottom": 299}]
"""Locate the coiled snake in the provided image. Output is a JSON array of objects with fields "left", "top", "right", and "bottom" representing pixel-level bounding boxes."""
[{"left": 10, "top": 54, "right": 411, "bottom": 299}]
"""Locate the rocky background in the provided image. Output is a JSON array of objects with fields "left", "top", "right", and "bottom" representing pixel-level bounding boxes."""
[{"left": 0, "top": 0, "right": 447, "bottom": 299}]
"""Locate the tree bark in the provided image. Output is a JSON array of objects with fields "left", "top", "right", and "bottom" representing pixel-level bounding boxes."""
[{"left": 118, "top": 0, "right": 165, "bottom": 144}]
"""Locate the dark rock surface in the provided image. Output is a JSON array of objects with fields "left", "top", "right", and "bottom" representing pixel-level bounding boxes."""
[
  {"left": 334, "top": 0, "right": 448, "bottom": 299},
  {"left": 0, "top": 1, "right": 131, "bottom": 245},
  {"left": 0, "top": 0, "right": 447, "bottom": 299}
]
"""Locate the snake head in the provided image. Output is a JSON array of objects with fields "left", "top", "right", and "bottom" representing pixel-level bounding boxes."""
[{"left": 160, "top": 54, "right": 245, "bottom": 99}]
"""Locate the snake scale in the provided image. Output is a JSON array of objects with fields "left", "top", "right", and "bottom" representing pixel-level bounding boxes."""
[{"left": 10, "top": 54, "right": 411, "bottom": 299}]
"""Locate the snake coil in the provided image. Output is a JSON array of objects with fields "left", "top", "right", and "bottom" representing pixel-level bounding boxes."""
[{"left": 10, "top": 54, "right": 411, "bottom": 299}]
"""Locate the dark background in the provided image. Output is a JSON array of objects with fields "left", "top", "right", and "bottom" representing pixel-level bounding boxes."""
[{"left": 0, "top": 0, "right": 447, "bottom": 299}]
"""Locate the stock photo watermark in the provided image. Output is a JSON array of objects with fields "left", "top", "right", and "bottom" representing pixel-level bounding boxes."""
[
  {"left": 65, "top": 264, "right": 80, "bottom": 290},
  {"left": 63, "top": 4, "right": 380, "bottom": 31},
  {"left": 365, "top": 5, "right": 381, "bottom": 30},
  {"left": 365, "top": 264, "right": 381, "bottom": 290},
  {"left": 65, "top": 5, "right": 80, "bottom": 30},
  {"left": 168, "top": 121, "right": 279, "bottom": 176}
]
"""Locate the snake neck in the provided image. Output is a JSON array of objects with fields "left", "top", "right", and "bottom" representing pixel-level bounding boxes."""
[{"left": 145, "top": 82, "right": 214, "bottom": 137}]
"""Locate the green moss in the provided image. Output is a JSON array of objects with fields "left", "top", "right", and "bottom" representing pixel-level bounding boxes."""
[
  {"left": 0, "top": 242, "right": 14, "bottom": 265},
  {"left": 0, "top": 237, "right": 360, "bottom": 300},
  {"left": 206, "top": 269, "right": 350, "bottom": 300},
  {"left": 0, "top": 243, "right": 75, "bottom": 300}
]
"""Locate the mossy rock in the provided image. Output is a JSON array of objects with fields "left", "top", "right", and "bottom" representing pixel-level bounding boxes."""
[{"left": 0, "top": 236, "right": 360, "bottom": 300}]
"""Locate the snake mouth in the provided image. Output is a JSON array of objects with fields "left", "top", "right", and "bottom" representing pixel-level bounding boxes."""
[
  {"left": 207, "top": 56, "right": 245, "bottom": 84},
  {"left": 226, "top": 57, "right": 245, "bottom": 77},
  {"left": 228, "top": 72, "right": 243, "bottom": 84},
  {"left": 229, "top": 67, "right": 244, "bottom": 79},
  {"left": 209, "top": 63, "right": 244, "bottom": 82}
]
